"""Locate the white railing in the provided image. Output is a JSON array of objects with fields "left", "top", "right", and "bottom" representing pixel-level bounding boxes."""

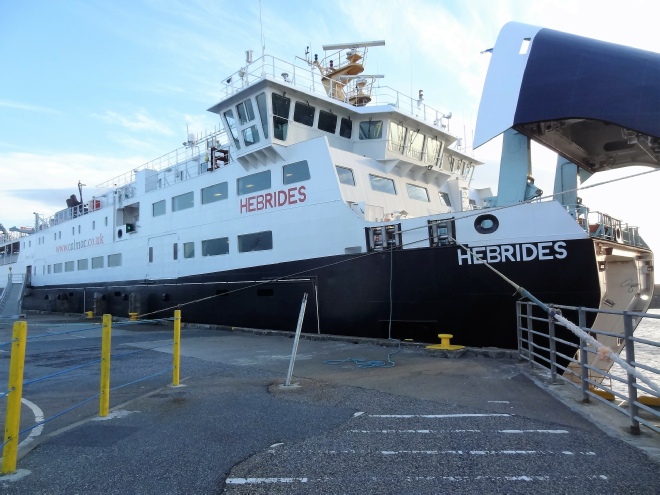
[{"left": 564, "top": 204, "right": 647, "bottom": 248}]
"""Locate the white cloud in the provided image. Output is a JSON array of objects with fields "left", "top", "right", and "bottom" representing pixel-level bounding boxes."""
[
  {"left": 94, "top": 110, "right": 174, "bottom": 136},
  {"left": 0, "top": 99, "right": 60, "bottom": 114}
]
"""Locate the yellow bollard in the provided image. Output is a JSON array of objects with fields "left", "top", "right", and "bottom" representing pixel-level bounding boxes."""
[
  {"left": 2, "top": 321, "right": 28, "bottom": 475},
  {"left": 99, "top": 314, "right": 112, "bottom": 417},
  {"left": 85, "top": 311, "right": 94, "bottom": 319},
  {"left": 128, "top": 312, "right": 138, "bottom": 321},
  {"left": 426, "top": 333, "right": 465, "bottom": 351},
  {"left": 173, "top": 309, "right": 181, "bottom": 386}
]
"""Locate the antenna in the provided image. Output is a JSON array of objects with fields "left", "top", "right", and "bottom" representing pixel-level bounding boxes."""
[
  {"left": 259, "top": 0, "right": 265, "bottom": 59},
  {"left": 321, "top": 40, "right": 385, "bottom": 51}
]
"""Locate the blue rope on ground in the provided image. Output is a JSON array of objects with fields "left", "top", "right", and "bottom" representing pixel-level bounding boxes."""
[
  {"left": 111, "top": 341, "right": 174, "bottom": 360},
  {"left": 0, "top": 389, "right": 10, "bottom": 399},
  {"left": 324, "top": 340, "right": 402, "bottom": 368}
]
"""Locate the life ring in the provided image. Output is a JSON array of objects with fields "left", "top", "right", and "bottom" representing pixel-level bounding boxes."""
[{"left": 474, "top": 214, "right": 499, "bottom": 234}]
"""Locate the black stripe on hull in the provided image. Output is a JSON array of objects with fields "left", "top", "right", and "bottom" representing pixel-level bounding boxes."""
[{"left": 23, "top": 239, "right": 600, "bottom": 351}]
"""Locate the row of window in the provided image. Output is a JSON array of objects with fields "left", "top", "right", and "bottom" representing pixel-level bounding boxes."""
[
  {"left": 44, "top": 253, "right": 122, "bottom": 274},
  {"left": 33, "top": 216, "right": 110, "bottom": 246},
  {"left": 153, "top": 161, "right": 311, "bottom": 216},
  {"left": 154, "top": 231, "right": 273, "bottom": 262},
  {"left": 41, "top": 229, "right": 274, "bottom": 274},
  {"left": 335, "top": 165, "right": 452, "bottom": 206}
]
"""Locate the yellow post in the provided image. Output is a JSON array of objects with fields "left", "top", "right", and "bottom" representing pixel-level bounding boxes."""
[
  {"left": 173, "top": 309, "right": 181, "bottom": 386},
  {"left": 99, "top": 314, "right": 112, "bottom": 417},
  {"left": 2, "top": 321, "right": 28, "bottom": 475}
]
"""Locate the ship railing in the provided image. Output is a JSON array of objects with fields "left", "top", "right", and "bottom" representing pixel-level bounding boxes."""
[
  {"left": 220, "top": 54, "right": 459, "bottom": 135},
  {"left": 385, "top": 140, "right": 474, "bottom": 178},
  {"left": 564, "top": 204, "right": 647, "bottom": 248},
  {"left": 517, "top": 302, "right": 660, "bottom": 435},
  {"left": 95, "top": 129, "right": 230, "bottom": 193}
]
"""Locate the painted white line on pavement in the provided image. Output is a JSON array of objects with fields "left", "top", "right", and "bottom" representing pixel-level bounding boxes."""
[
  {"left": 18, "top": 398, "right": 44, "bottom": 450},
  {"left": 369, "top": 414, "right": 511, "bottom": 418},
  {"left": 226, "top": 477, "right": 308, "bottom": 485}
]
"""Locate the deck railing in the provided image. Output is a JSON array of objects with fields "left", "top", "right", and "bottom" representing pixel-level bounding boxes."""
[{"left": 517, "top": 301, "right": 660, "bottom": 435}]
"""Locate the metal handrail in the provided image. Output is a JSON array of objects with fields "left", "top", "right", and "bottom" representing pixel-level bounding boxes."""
[{"left": 517, "top": 301, "right": 660, "bottom": 435}]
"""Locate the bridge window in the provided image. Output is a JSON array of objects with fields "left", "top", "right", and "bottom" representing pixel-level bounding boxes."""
[
  {"left": 336, "top": 166, "right": 355, "bottom": 186},
  {"left": 202, "top": 237, "right": 229, "bottom": 256},
  {"left": 238, "top": 231, "right": 273, "bottom": 252},
  {"left": 359, "top": 120, "right": 383, "bottom": 140},
  {"left": 369, "top": 174, "right": 396, "bottom": 195},
  {"left": 317, "top": 110, "right": 337, "bottom": 134},
  {"left": 406, "top": 183, "right": 429, "bottom": 202},
  {"left": 426, "top": 138, "right": 441, "bottom": 166},
  {"left": 223, "top": 109, "right": 241, "bottom": 149},
  {"left": 236, "top": 99, "right": 255, "bottom": 125},
  {"left": 172, "top": 191, "right": 194, "bottom": 212},
  {"left": 237, "top": 170, "right": 271, "bottom": 195},
  {"left": 340, "top": 117, "right": 352, "bottom": 139},
  {"left": 202, "top": 182, "right": 228, "bottom": 204},
  {"left": 294, "top": 102, "right": 315, "bottom": 127},
  {"left": 283, "top": 161, "right": 310, "bottom": 185},
  {"left": 242, "top": 125, "right": 260, "bottom": 146},
  {"left": 389, "top": 122, "right": 407, "bottom": 154},
  {"left": 408, "top": 131, "right": 425, "bottom": 161},
  {"left": 256, "top": 92, "right": 269, "bottom": 139},
  {"left": 272, "top": 93, "right": 291, "bottom": 141},
  {"left": 153, "top": 199, "right": 166, "bottom": 216}
]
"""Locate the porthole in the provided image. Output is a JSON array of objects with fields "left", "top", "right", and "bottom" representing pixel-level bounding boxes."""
[
  {"left": 117, "top": 229, "right": 123, "bottom": 238},
  {"left": 474, "top": 214, "right": 499, "bottom": 234}
]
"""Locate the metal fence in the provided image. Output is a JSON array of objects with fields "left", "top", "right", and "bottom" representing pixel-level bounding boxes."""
[{"left": 516, "top": 301, "right": 660, "bottom": 435}]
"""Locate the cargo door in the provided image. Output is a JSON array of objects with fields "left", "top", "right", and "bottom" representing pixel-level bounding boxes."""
[{"left": 146, "top": 234, "right": 179, "bottom": 280}]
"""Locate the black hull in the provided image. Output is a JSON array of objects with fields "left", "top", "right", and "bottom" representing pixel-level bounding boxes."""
[{"left": 22, "top": 238, "right": 600, "bottom": 350}]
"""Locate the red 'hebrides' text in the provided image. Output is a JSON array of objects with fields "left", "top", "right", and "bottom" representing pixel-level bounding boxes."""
[{"left": 240, "top": 186, "right": 307, "bottom": 213}]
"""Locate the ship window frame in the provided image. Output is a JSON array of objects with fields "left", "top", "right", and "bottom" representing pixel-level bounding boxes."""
[
  {"left": 293, "top": 101, "right": 315, "bottom": 127},
  {"left": 91, "top": 256, "right": 104, "bottom": 269},
  {"left": 236, "top": 99, "right": 255, "bottom": 125},
  {"left": 153, "top": 199, "right": 166, "bottom": 216},
  {"left": 183, "top": 241, "right": 195, "bottom": 259},
  {"left": 439, "top": 192, "right": 452, "bottom": 207},
  {"left": 317, "top": 110, "right": 337, "bottom": 134},
  {"left": 53, "top": 262, "right": 63, "bottom": 274},
  {"left": 108, "top": 253, "right": 122, "bottom": 267},
  {"left": 255, "top": 92, "right": 269, "bottom": 139},
  {"left": 238, "top": 231, "right": 273, "bottom": 253},
  {"left": 359, "top": 120, "right": 383, "bottom": 140},
  {"left": 242, "top": 124, "right": 261, "bottom": 147},
  {"left": 336, "top": 166, "right": 355, "bottom": 186},
  {"left": 282, "top": 160, "right": 310, "bottom": 185},
  {"left": 173, "top": 243, "right": 178, "bottom": 260},
  {"left": 272, "top": 93, "right": 291, "bottom": 141},
  {"left": 237, "top": 170, "right": 271, "bottom": 196},
  {"left": 201, "top": 182, "right": 229, "bottom": 204},
  {"left": 406, "top": 183, "right": 430, "bottom": 202},
  {"left": 223, "top": 109, "right": 241, "bottom": 149},
  {"left": 389, "top": 121, "right": 407, "bottom": 154},
  {"left": 407, "top": 131, "right": 425, "bottom": 161},
  {"left": 202, "top": 237, "right": 229, "bottom": 256},
  {"left": 369, "top": 174, "right": 397, "bottom": 195},
  {"left": 339, "top": 117, "right": 352, "bottom": 139},
  {"left": 425, "top": 137, "right": 442, "bottom": 166},
  {"left": 77, "top": 259, "right": 88, "bottom": 271},
  {"left": 65, "top": 261, "right": 74, "bottom": 272},
  {"left": 172, "top": 191, "right": 194, "bottom": 212}
]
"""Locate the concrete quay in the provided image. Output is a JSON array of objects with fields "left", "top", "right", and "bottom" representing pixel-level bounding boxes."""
[{"left": 0, "top": 313, "right": 658, "bottom": 494}]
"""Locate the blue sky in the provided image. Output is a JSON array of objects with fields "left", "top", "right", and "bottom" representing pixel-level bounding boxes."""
[{"left": 1, "top": 0, "right": 659, "bottom": 251}]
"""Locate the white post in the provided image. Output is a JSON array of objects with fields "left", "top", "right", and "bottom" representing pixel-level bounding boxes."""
[{"left": 285, "top": 293, "right": 308, "bottom": 386}]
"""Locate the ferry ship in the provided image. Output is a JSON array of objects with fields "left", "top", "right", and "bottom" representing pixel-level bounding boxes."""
[{"left": 0, "top": 23, "right": 656, "bottom": 354}]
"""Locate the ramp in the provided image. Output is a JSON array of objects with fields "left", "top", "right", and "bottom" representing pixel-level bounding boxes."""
[{"left": 0, "top": 274, "right": 25, "bottom": 318}]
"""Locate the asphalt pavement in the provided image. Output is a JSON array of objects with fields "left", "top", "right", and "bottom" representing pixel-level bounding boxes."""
[{"left": 0, "top": 313, "right": 658, "bottom": 494}]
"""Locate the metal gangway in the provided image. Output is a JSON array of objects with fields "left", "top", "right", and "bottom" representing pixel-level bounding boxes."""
[{"left": 0, "top": 272, "right": 25, "bottom": 318}]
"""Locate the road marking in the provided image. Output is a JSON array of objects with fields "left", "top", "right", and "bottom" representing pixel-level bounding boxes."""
[
  {"left": 488, "top": 400, "right": 510, "bottom": 404},
  {"left": 369, "top": 414, "right": 511, "bottom": 418},
  {"left": 18, "top": 398, "right": 44, "bottom": 450},
  {"left": 348, "top": 429, "right": 569, "bottom": 434},
  {"left": 92, "top": 409, "right": 139, "bottom": 421},
  {"left": 380, "top": 450, "right": 596, "bottom": 456},
  {"left": 226, "top": 477, "right": 308, "bottom": 485}
]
